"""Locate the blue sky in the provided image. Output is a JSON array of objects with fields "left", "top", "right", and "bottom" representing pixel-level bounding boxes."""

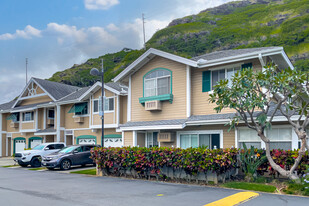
[{"left": 0, "top": 0, "right": 234, "bottom": 104}]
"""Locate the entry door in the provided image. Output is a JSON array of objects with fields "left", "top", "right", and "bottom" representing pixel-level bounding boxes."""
[
  {"left": 146, "top": 132, "right": 158, "bottom": 148},
  {"left": 15, "top": 140, "right": 26, "bottom": 153}
]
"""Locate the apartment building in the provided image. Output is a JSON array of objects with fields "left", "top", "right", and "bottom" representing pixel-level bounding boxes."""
[
  {"left": 114, "top": 47, "right": 300, "bottom": 150},
  {"left": 0, "top": 47, "right": 300, "bottom": 157},
  {"left": 0, "top": 78, "right": 127, "bottom": 156}
]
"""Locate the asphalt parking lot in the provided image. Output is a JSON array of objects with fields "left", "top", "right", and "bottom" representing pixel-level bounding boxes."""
[{"left": 0, "top": 166, "right": 309, "bottom": 206}]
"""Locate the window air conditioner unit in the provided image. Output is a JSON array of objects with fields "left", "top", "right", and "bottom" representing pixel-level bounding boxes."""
[
  {"left": 74, "top": 116, "right": 84, "bottom": 123},
  {"left": 145, "top": 100, "right": 161, "bottom": 111},
  {"left": 47, "top": 119, "right": 54, "bottom": 125},
  {"left": 10, "top": 122, "right": 19, "bottom": 128},
  {"left": 158, "top": 133, "right": 174, "bottom": 142}
]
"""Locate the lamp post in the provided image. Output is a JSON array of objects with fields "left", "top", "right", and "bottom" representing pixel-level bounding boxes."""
[{"left": 90, "top": 59, "right": 104, "bottom": 147}]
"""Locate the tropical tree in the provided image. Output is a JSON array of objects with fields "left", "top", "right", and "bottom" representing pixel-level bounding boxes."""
[{"left": 209, "top": 65, "right": 309, "bottom": 181}]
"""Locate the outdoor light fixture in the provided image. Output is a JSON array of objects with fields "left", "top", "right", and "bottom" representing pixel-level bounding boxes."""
[{"left": 90, "top": 59, "right": 105, "bottom": 147}]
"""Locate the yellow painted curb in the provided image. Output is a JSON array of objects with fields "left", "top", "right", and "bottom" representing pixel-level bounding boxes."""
[{"left": 204, "top": 192, "right": 259, "bottom": 206}]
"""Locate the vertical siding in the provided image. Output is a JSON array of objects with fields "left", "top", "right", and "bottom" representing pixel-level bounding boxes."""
[{"left": 131, "top": 56, "right": 187, "bottom": 121}]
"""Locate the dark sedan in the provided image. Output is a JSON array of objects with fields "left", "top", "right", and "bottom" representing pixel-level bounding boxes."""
[{"left": 41, "top": 144, "right": 100, "bottom": 170}]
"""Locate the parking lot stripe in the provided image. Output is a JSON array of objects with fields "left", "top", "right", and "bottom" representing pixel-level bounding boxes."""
[{"left": 204, "top": 191, "right": 259, "bottom": 206}]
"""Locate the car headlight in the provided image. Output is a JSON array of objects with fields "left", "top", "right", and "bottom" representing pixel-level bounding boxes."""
[{"left": 24, "top": 153, "right": 31, "bottom": 156}]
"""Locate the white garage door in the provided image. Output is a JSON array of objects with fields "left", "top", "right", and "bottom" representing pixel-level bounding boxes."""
[
  {"left": 104, "top": 138, "right": 122, "bottom": 147},
  {"left": 30, "top": 139, "right": 42, "bottom": 148},
  {"left": 15, "top": 140, "right": 26, "bottom": 153},
  {"left": 78, "top": 138, "right": 96, "bottom": 145}
]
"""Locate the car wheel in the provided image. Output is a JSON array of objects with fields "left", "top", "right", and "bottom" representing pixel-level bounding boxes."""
[
  {"left": 19, "top": 163, "right": 28, "bottom": 167},
  {"left": 30, "top": 157, "right": 41, "bottom": 168},
  {"left": 60, "top": 159, "right": 71, "bottom": 170}
]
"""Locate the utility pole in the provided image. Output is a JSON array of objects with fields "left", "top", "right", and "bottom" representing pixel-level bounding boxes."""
[
  {"left": 26, "top": 58, "right": 28, "bottom": 84},
  {"left": 101, "top": 58, "right": 105, "bottom": 147},
  {"left": 142, "top": 13, "right": 146, "bottom": 49}
]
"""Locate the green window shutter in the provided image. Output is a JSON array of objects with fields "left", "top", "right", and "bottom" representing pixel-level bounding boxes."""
[
  {"left": 202, "top": 71, "right": 211, "bottom": 92},
  {"left": 241, "top": 63, "right": 253, "bottom": 70},
  {"left": 68, "top": 103, "right": 87, "bottom": 113}
]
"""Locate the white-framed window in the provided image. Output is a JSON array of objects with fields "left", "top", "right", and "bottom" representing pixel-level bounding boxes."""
[
  {"left": 211, "top": 66, "right": 241, "bottom": 89},
  {"left": 238, "top": 127, "right": 293, "bottom": 150},
  {"left": 146, "top": 132, "right": 158, "bottom": 148},
  {"left": 22, "top": 111, "right": 34, "bottom": 122},
  {"left": 238, "top": 128, "right": 262, "bottom": 149},
  {"left": 93, "top": 97, "right": 114, "bottom": 113},
  {"left": 144, "top": 69, "right": 171, "bottom": 97},
  {"left": 47, "top": 109, "right": 55, "bottom": 119},
  {"left": 178, "top": 131, "right": 221, "bottom": 149}
]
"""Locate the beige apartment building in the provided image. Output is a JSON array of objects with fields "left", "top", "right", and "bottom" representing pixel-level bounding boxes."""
[{"left": 0, "top": 47, "right": 301, "bottom": 157}]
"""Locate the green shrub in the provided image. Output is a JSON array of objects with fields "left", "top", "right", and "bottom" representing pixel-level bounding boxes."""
[{"left": 223, "top": 182, "right": 277, "bottom": 193}]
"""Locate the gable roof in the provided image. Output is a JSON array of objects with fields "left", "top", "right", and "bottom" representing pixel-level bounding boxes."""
[
  {"left": 113, "top": 47, "right": 293, "bottom": 82},
  {"left": 57, "top": 87, "right": 90, "bottom": 102},
  {"left": 0, "top": 100, "right": 16, "bottom": 111},
  {"left": 33, "top": 78, "right": 80, "bottom": 100}
]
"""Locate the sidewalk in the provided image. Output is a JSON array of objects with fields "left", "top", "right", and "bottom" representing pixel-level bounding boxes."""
[{"left": 0, "top": 157, "right": 16, "bottom": 166}]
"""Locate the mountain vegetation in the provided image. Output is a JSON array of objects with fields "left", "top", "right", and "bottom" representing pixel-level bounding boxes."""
[{"left": 49, "top": 0, "right": 309, "bottom": 86}]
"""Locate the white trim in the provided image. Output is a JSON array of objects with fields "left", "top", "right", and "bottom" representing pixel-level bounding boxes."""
[
  {"left": 235, "top": 127, "right": 238, "bottom": 149},
  {"left": 19, "top": 129, "right": 37, "bottom": 133},
  {"left": 120, "top": 124, "right": 185, "bottom": 131},
  {"left": 12, "top": 107, "right": 36, "bottom": 113},
  {"left": 90, "top": 124, "right": 118, "bottom": 129},
  {"left": 133, "top": 130, "right": 137, "bottom": 146},
  {"left": 35, "top": 109, "right": 38, "bottom": 130},
  {"left": 117, "top": 95, "right": 120, "bottom": 126},
  {"left": 56, "top": 105, "right": 61, "bottom": 142},
  {"left": 89, "top": 95, "right": 92, "bottom": 126},
  {"left": 34, "top": 132, "right": 57, "bottom": 135},
  {"left": 176, "top": 130, "right": 223, "bottom": 149},
  {"left": 19, "top": 93, "right": 48, "bottom": 100},
  {"left": 258, "top": 53, "right": 266, "bottom": 68},
  {"left": 197, "top": 48, "right": 284, "bottom": 67},
  {"left": 121, "top": 131, "right": 124, "bottom": 147},
  {"left": 127, "top": 75, "right": 131, "bottom": 122},
  {"left": 113, "top": 48, "right": 197, "bottom": 82},
  {"left": 0, "top": 113, "right": 2, "bottom": 157},
  {"left": 186, "top": 65, "right": 191, "bottom": 118},
  {"left": 43, "top": 108, "right": 46, "bottom": 129},
  {"left": 281, "top": 51, "right": 294, "bottom": 70},
  {"left": 292, "top": 128, "right": 298, "bottom": 150}
]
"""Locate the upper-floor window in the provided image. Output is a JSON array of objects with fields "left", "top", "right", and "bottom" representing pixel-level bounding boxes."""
[
  {"left": 144, "top": 69, "right": 171, "bottom": 97},
  {"left": 47, "top": 109, "right": 55, "bottom": 119},
  {"left": 22, "top": 111, "right": 34, "bottom": 122},
  {"left": 93, "top": 97, "right": 114, "bottom": 113},
  {"left": 7, "top": 112, "right": 20, "bottom": 122},
  {"left": 68, "top": 102, "right": 88, "bottom": 116}
]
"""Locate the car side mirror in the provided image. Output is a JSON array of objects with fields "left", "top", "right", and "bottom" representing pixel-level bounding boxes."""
[
  {"left": 44, "top": 147, "right": 49, "bottom": 150},
  {"left": 73, "top": 150, "right": 78, "bottom": 154}
]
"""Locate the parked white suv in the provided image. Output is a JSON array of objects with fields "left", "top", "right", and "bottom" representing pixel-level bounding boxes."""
[{"left": 14, "top": 142, "right": 66, "bottom": 167}]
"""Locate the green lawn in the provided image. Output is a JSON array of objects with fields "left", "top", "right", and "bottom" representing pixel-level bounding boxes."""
[
  {"left": 223, "top": 182, "right": 277, "bottom": 193},
  {"left": 2, "top": 165, "right": 19, "bottom": 168},
  {"left": 70, "top": 168, "right": 97, "bottom": 175},
  {"left": 28, "top": 167, "right": 47, "bottom": 171}
]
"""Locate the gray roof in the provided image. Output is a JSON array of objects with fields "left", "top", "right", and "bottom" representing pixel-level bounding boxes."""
[
  {"left": 57, "top": 87, "right": 90, "bottom": 102},
  {"left": 35, "top": 128, "right": 56, "bottom": 134},
  {"left": 33, "top": 78, "right": 80, "bottom": 100},
  {"left": 191, "top": 47, "right": 281, "bottom": 61},
  {"left": 0, "top": 100, "right": 16, "bottom": 111},
  {"left": 106, "top": 82, "right": 128, "bottom": 93},
  {"left": 120, "top": 119, "right": 187, "bottom": 128},
  {"left": 187, "top": 113, "right": 236, "bottom": 122}
]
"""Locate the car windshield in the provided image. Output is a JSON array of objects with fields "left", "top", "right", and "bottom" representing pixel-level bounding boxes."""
[
  {"left": 58, "top": 146, "right": 79, "bottom": 154},
  {"left": 32, "top": 144, "right": 45, "bottom": 150}
]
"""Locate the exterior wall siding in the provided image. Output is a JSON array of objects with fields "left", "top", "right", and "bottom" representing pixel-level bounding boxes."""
[
  {"left": 19, "top": 95, "right": 53, "bottom": 106},
  {"left": 124, "top": 131, "right": 133, "bottom": 146},
  {"left": 131, "top": 56, "right": 187, "bottom": 122}
]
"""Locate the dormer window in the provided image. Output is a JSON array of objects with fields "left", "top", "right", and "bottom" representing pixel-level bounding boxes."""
[{"left": 139, "top": 68, "right": 173, "bottom": 104}]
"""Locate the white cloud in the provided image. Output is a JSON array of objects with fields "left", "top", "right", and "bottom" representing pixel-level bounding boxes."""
[
  {"left": 0, "top": 25, "right": 41, "bottom": 40},
  {"left": 84, "top": 0, "right": 119, "bottom": 10}
]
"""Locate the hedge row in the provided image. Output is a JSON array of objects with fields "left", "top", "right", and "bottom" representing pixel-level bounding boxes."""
[{"left": 91, "top": 147, "right": 239, "bottom": 176}]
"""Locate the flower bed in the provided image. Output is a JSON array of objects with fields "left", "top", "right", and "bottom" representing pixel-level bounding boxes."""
[{"left": 91, "top": 147, "right": 239, "bottom": 183}]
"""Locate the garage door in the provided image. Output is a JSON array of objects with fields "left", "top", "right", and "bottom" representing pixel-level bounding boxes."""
[
  {"left": 78, "top": 138, "right": 96, "bottom": 145},
  {"left": 104, "top": 138, "right": 122, "bottom": 147},
  {"left": 15, "top": 140, "right": 26, "bottom": 153},
  {"left": 30, "top": 139, "right": 42, "bottom": 148}
]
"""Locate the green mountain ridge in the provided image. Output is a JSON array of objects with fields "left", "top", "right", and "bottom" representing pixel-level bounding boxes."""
[{"left": 48, "top": 0, "right": 309, "bottom": 86}]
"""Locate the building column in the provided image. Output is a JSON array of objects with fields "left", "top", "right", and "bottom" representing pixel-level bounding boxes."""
[
  {"left": 127, "top": 76, "right": 131, "bottom": 122},
  {"left": 0, "top": 113, "right": 2, "bottom": 157},
  {"left": 121, "top": 131, "right": 124, "bottom": 147},
  {"left": 43, "top": 108, "right": 46, "bottom": 129},
  {"left": 133, "top": 130, "right": 137, "bottom": 146},
  {"left": 292, "top": 128, "right": 299, "bottom": 150},
  {"left": 56, "top": 105, "right": 61, "bottom": 142},
  {"left": 186, "top": 65, "right": 191, "bottom": 118},
  {"left": 117, "top": 95, "right": 120, "bottom": 126},
  {"left": 35, "top": 109, "right": 38, "bottom": 131}
]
